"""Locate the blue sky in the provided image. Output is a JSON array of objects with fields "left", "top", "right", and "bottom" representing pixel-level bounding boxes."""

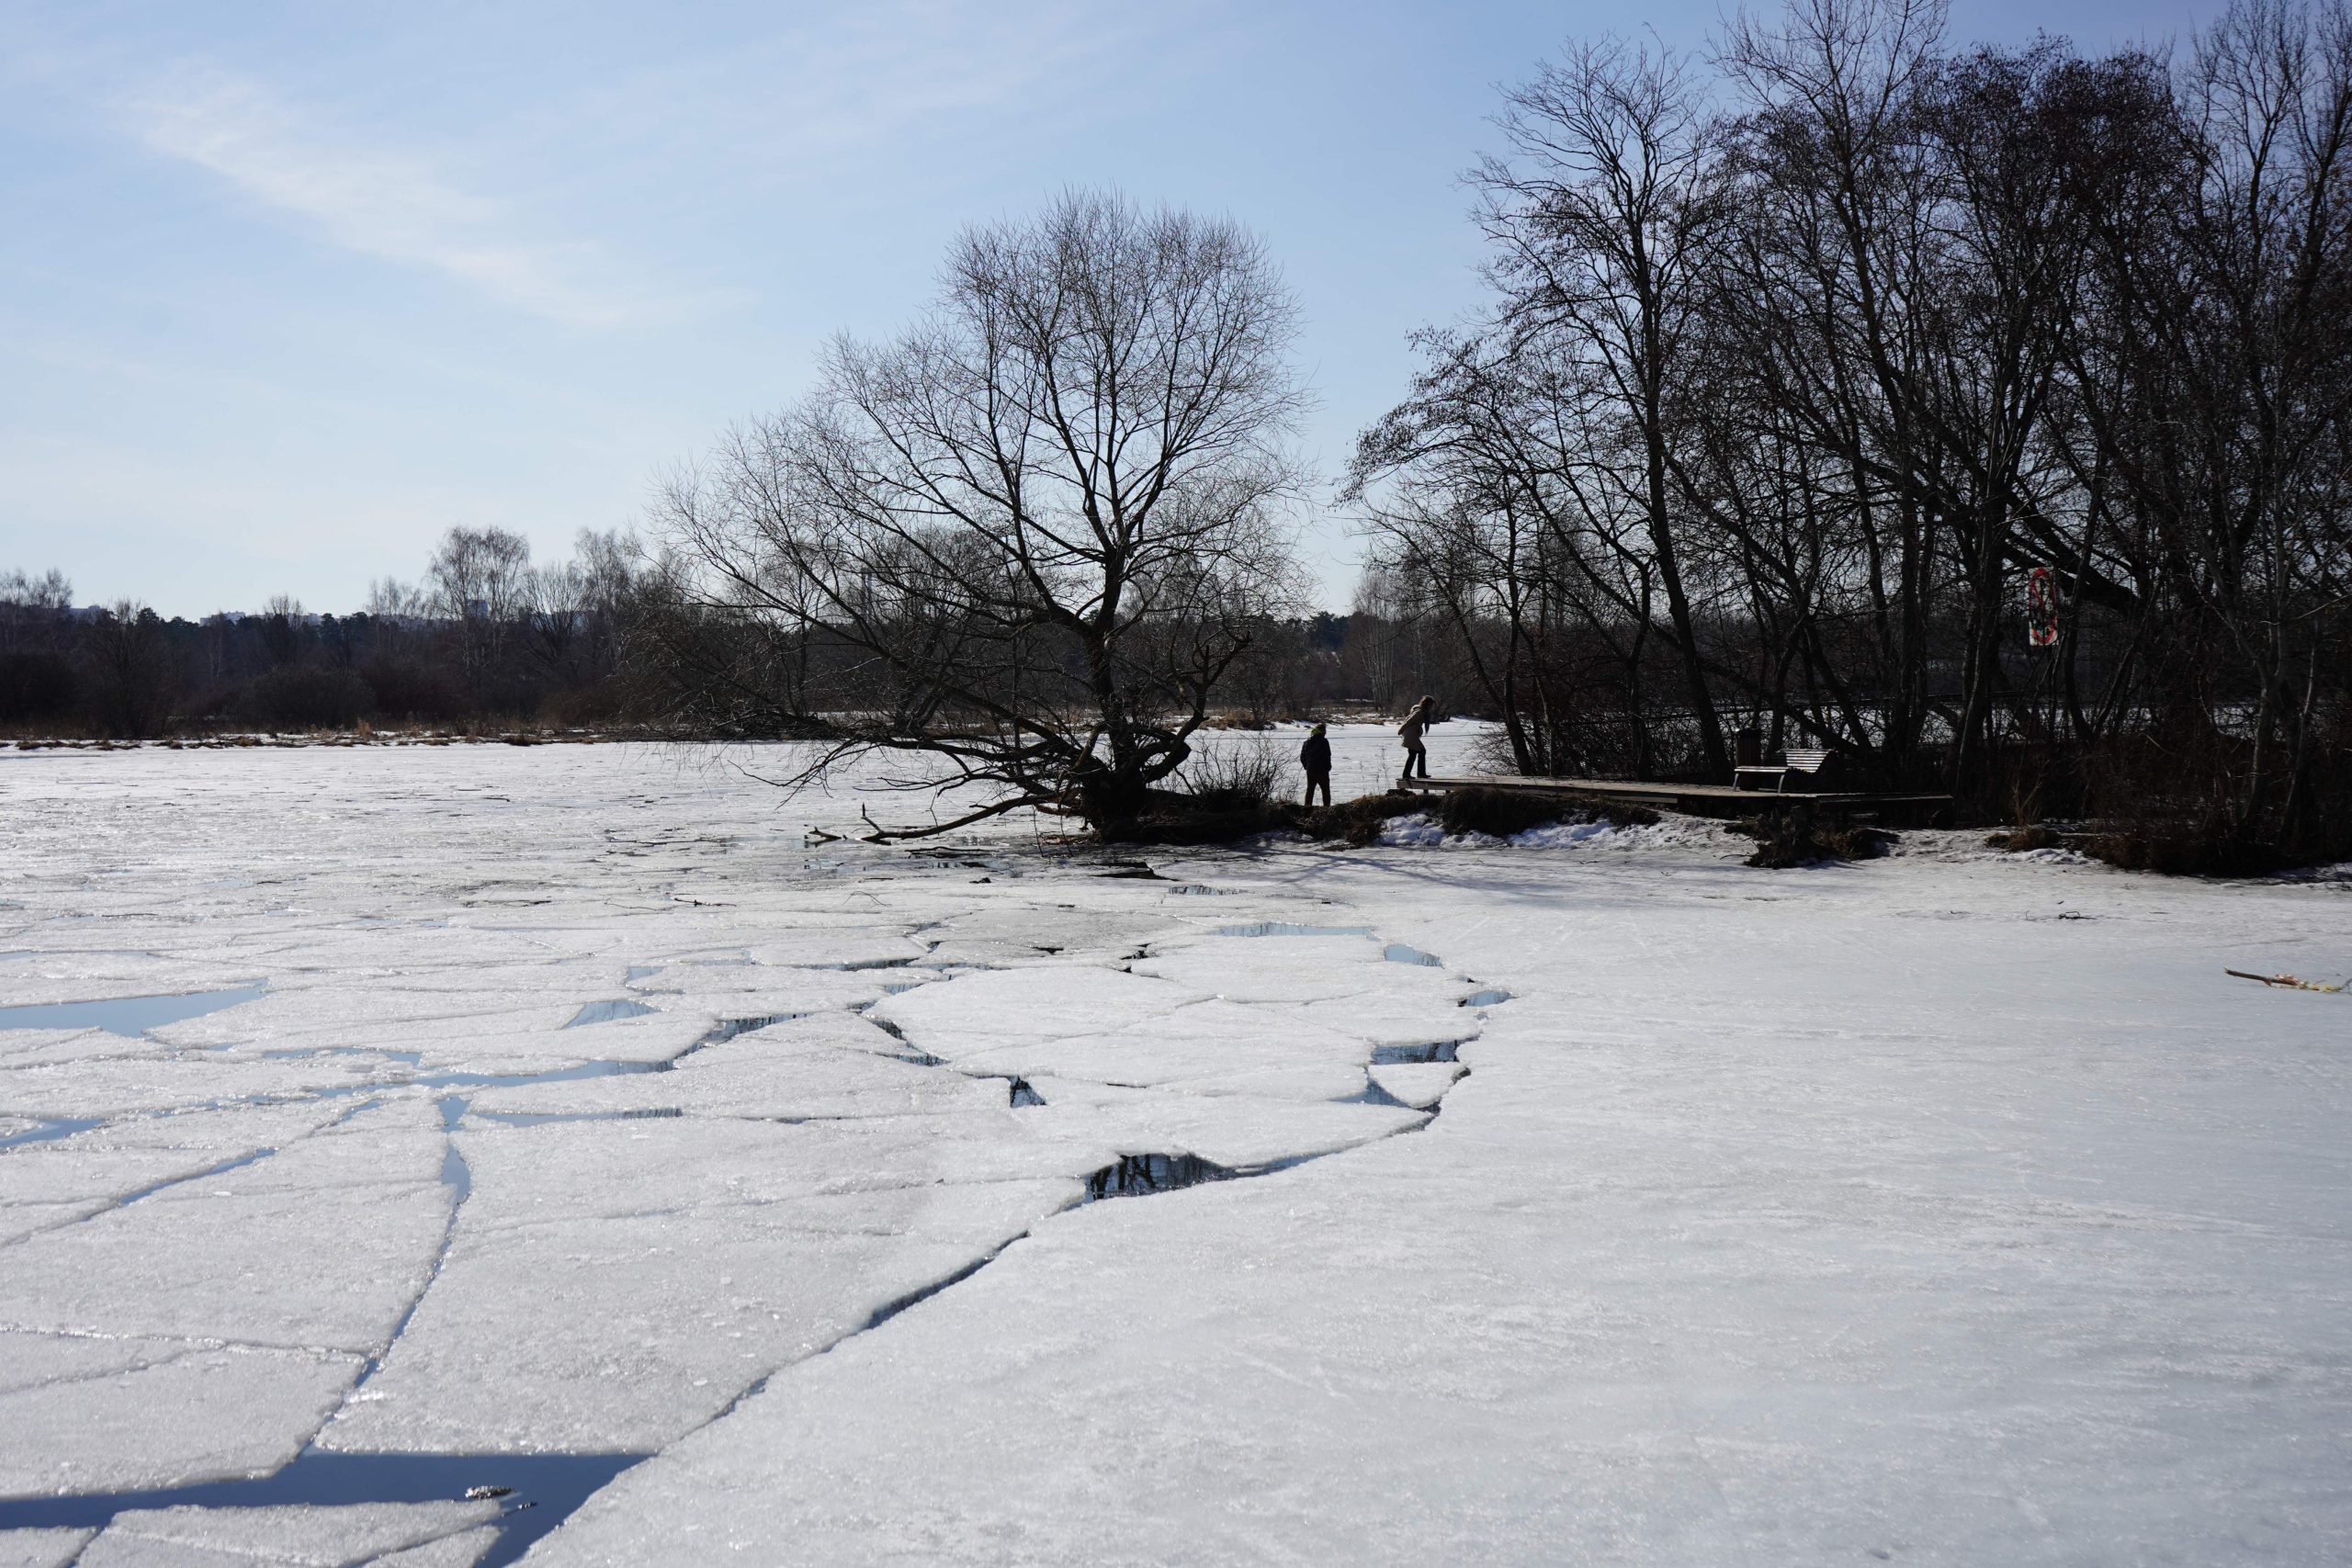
[{"left": 3, "top": 0, "right": 2205, "bottom": 616}]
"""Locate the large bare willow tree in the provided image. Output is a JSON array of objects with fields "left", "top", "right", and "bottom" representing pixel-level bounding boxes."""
[{"left": 661, "top": 190, "right": 1306, "bottom": 834}]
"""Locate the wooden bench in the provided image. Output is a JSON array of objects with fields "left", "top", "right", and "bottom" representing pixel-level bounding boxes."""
[{"left": 1733, "top": 747, "right": 1842, "bottom": 793}]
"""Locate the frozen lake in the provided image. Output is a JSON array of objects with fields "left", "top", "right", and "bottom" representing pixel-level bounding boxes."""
[{"left": 2, "top": 731, "right": 2347, "bottom": 1564}]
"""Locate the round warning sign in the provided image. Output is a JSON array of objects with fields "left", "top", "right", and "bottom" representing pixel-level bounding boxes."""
[{"left": 2026, "top": 567, "right": 2059, "bottom": 648}]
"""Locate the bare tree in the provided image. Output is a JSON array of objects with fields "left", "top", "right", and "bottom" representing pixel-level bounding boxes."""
[
  {"left": 0, "top": 569, "right": 73, "bottom": 655},
  {"left": 1474, "top": 39, "right": 1736, "bottom": 777},
  {"left": 662, "top": 189, "right": 1308, "bottom": 833},
  {"left": 425, "top": 527, "right": 535, "bottom": 682},
  {"left": 256, "top": 595, "right": 305, "bottom": 668},
  {"left": 525, "top": 558, "right": 590, "bottom": 681},
  {"left": 1352, "top": 328, "right": 1674, "bottom": 775},
  {"left": 81, "top": 603, "right": 176, "bottom": 739},
  {"left": 366, "top": 578, "right": 427, "bottom": 620},
  {"left": 519, "top": 531, "right": 644, "bottom": 689},
  {"left": 0, "top": 570, "right": 79, "bottom": 727},
  {"left": 1353, "top": 0, "right": 2352, "bottom": 863}
]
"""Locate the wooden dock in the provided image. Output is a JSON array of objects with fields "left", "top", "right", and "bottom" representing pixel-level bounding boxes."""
[{"left": 1404, "top": 774, "right": 1954, "bottom": 824}]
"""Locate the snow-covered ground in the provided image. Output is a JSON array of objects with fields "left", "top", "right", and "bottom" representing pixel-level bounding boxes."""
[{"left": 2, "top": 727, "right": 2347, "bottom": 1564}]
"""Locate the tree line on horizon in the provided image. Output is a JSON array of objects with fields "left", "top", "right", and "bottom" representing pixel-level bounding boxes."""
[
  {"left": 0, "top": 547, "right": 1413, "bottom": 742},
  {"left": 12, "top": 0, "right": 2347, "bottom": 866},
  {"left": 0, "top": 533, "right": 644, "bottom": 739}
]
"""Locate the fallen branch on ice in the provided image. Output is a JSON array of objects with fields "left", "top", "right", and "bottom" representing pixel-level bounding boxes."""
[{"left": 2224, "top": 969, "right": 2346, "bottom": 993}]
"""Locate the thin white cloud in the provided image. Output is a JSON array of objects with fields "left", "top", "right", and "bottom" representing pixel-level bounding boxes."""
[
  {"left": 124, "top": 66, "right": 719, "bottom": 329},
  {"left": 94, "top": 4, "right": 1225, "bottom": 327},
  {"left": 532, "top": 0, "right": 1203, "bottom": 187}
]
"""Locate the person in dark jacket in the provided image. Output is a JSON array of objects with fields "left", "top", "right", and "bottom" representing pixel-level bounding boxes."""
[{"left": 1299, "top": 723, "right": 1333, "bottom": 807}]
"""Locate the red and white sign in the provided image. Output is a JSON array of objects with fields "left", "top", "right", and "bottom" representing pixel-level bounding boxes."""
[{"left": 2026, "top": 567, "right": 2059, "bottom": 648}]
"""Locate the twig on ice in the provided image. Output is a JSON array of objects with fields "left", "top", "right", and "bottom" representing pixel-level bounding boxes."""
[{"left": 2224, "top": 968, "right": 2346, "bottom": 993}]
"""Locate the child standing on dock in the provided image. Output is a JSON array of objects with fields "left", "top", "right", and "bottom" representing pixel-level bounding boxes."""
[{"left": 1399, "top": 696, "right": 1437, "bottom": 783}]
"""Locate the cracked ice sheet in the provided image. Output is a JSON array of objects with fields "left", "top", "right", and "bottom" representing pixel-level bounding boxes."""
[
  {"left": 739, "top": 929, "right": 931, "bottom": 968},
  {"left": 719, "top": 1009, "right": 937, "bottom": 1062},
  {"left": 248, "top": 953, "right": 614, "bottom": 991},
  {"left": 154, "top": 999, "right": 719, "bottom": 1075},
  {"left": 0, "top": 1101, "right": 353, "bottom": 1245},
  {"left": 0, "top": 1029, "right": 173, "bottom": 1070},
  {"left": 277, "top": 926, "right": 605, "bottom": 960},
  {"left": 533, "top": 814, "right": 2352, "bottom": 1567},
  {"left": 0, "top": 964, "right": 265, "bottom": 1008},
  {"left": 951, "top": 998, "right": 1379, "bottom": 1099},
  {"left": 454, "top": 1111, "right": 1099, "bottom": 1232},
  {"left": 463, "top": 1034, "right": 1006, "bottom": 1122},
  {"left": 368, "top": 1527, "right": 500, "bottom": 1568},
  {"left": 865, "top": 965, "right": 1210, "bottom": 1059},
  {"left": 4, "top": 741, "right": 1486, "bottom": 1507},
  {"left": 1289, "top": 994, "right": 1482, "bottom": 1052},
  {"left": 876, "top": 937, "right": 1478, "bottom": 1104},
  {"left": 0, "top": 1333, "right": 361, "bottom": 1497},
  {"left": 1022, "top": 1078, "right": 1426, "bottom": 1168},
  {"left": 1367, "top": 1062, "right": 1466, "bottom": 1109},
  {"left": 618, "top": 965, "right": 906, "bottom": 1018},
  {"left": 915, "top": 905, "right": 1178, "bottom": 968},
  {"left": 1131, "top": 932, "right": 1474, "bottom": 1005},
  {"left": 150, "top": 991, "right": 570, "bottom": 1045},
  {"left": 322, "top": 1115, "right": 1089, "bottom": 1450},
  {"left": 0, "top": 1099, "right": 449, "bottom": 1353},
  {"left": 76, "top": 1501, "right": 499, "bottom": 1567},
  {"left": 0, "top": 1055, "right": 413, "bottom": 1120},
  {"left": 0, "top": 1530, "right": 91, "bottom": 1568}
]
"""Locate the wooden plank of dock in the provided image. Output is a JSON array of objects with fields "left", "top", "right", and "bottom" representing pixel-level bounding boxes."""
[{"left": 1403, "top": 774, "right": 1954, "bottom": 822}]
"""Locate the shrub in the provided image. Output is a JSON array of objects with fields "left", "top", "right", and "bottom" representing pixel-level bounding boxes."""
[
  {"left": 1098, "top": 740, "right": 1294, "bottom": 844},
  {"left": 1298, "top": 792, "right": 1428, "bottom": 847},
  {"left": 243, "top": 665, "right": 374, "bottom": 730},
  {"left": 539, "top": 681, "right": 632, "bottom": 727},
  {"left": 1178, "top": 736, "right": 1290, "bottom": 809},
  {"left": 2065, "top": 829, "right": 2287, "bottom": 877},
  {"left": 360, "top": 658, "right": 467, "bottom": 724},
  {"left": 1986, "top": 818, "right": 2291, "bottom": 874},
  {"left": 80, "top": 605, "right": 177, "bottom": 739},
  {"left": 1745, "top": 807, "right": 1897, "bottom": 867},
  {"left": 1435, "top": 786, "right": 1659, "bottom": 839},
  {"left": 0, "top": 652, "right": 77, "bottom": 726}
]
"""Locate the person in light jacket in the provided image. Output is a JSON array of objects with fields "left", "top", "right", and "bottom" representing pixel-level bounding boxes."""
[
  {"left": 1299, "top": 723, "right": 1333, "bottom": 807},
  {"left": 1399, "top": 696, "right": 1437, "bottom": 783}
]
